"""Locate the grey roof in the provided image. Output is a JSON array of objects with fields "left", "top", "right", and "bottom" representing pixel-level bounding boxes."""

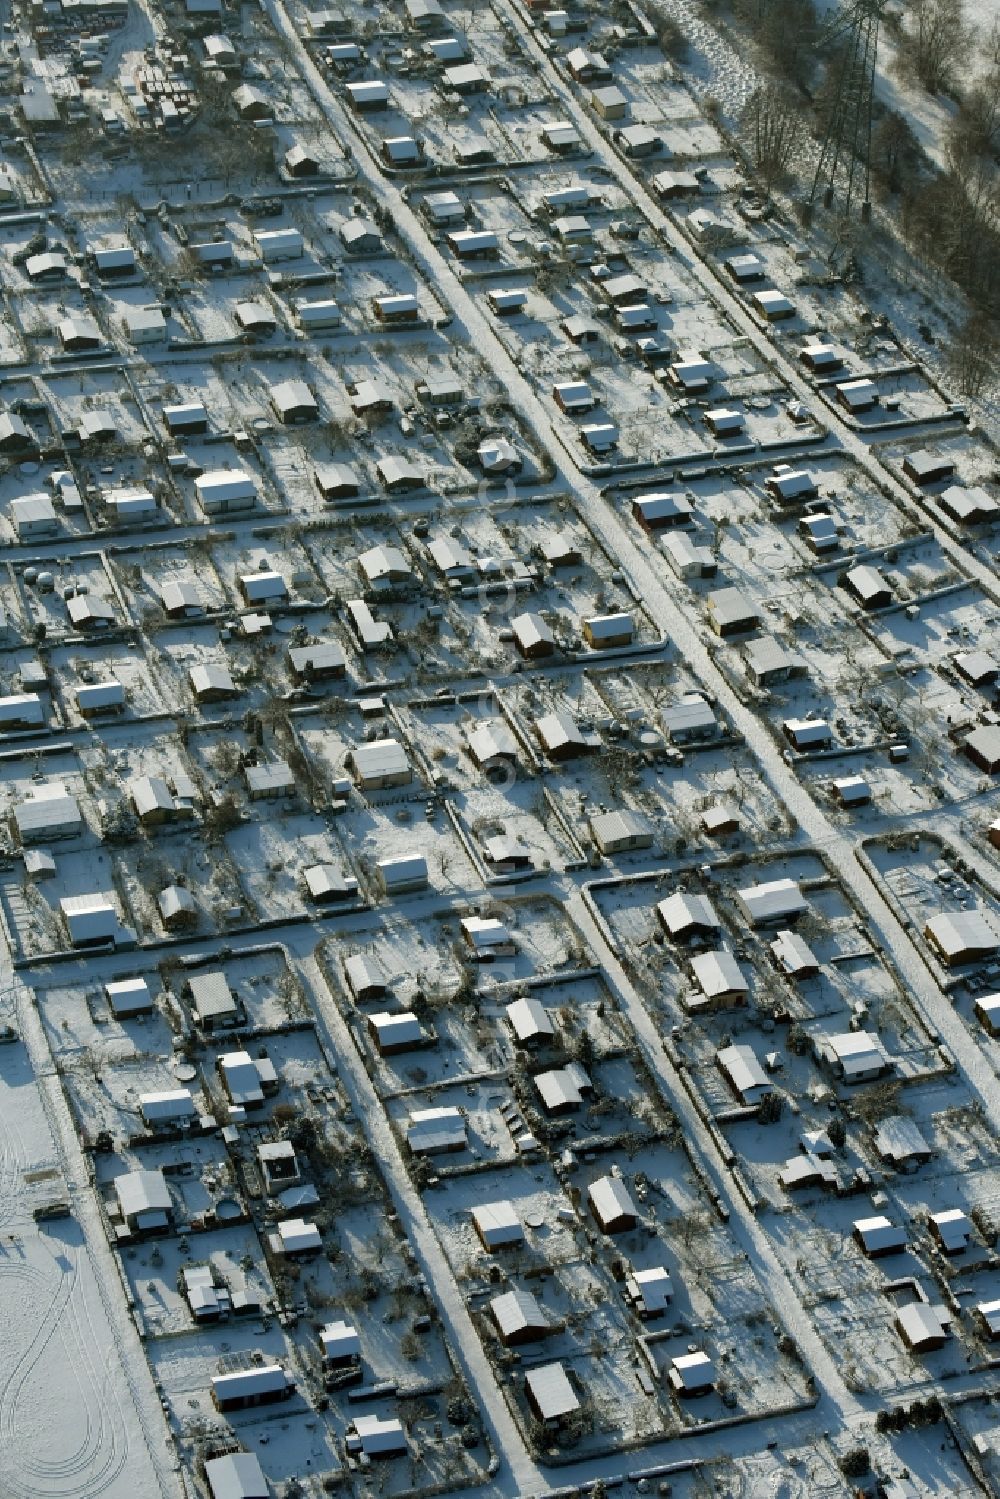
[
  {"left": 206, "top": 1438, "right": 269, "bottom": 1485},
  {"left": 344, "top": 953, "right": 387, "bottom": 996},
  {"left": 14, "top": 786, "right": 81, "bottom": 840},
  {"left": 116, "top": 1167, "right": 170, "bottom": 1219},
  {"left": 525, "top": 1361, "right": 579, "bottom": 1420},
  {"left": 589, "top": 808, "right": 653, "bottom": 851},
  {"left": 190, "top": 662, "right": 237, "bottom": 699},
  {"left": 661, "top": 693, "right": 717, "bottom": 740},
  {"left": 873, "top": 1115, "right": 932, "bottom": 1164}
]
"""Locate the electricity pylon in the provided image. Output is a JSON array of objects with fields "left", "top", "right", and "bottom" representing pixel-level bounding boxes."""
[{"left": 806, "top": 0, "right": 886, "bottom": 224}]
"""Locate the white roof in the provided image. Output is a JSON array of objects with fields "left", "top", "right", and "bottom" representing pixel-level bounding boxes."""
[
  {"left": 525, "top": 1361, "right": 579, "bottom": 1419},
  {"left": 631, "top": 1265, "right": 673, "bottom": 1311},
  {"left": 277, "top": 1217, "right": 322, "bottom": 1252},
  {"left": 897, "top": 1302, "right": 949, "bottom": 1348},
  {"left": 378, "top": 853, "right": 428, "bottom": 889},
  {"left": 670, "top": 1350, "right": 715, "bottom": 1388},
  {"left": 553, "top": 379, "right": 593, "bottom": 405},
  {"left": 462, "top": 915, "right": 512, "bottom": 950},
  {"left": 506, "top": 995, "right": 554, "bottom": 1042},
  {"left": 423, "top": 190, "right": 464, "bottom": 222},
  {"left": 771, "top": 929, "right": 818, "bottom": 975},
  {"left": 930, "top": 1208, "right": 972, "bottom": 1251},
  {"left": 784, "top": 717, "right": 831, "bottom": 746},
  {"left": 61, "top": 892, "right": 118, "bottom": 941},
  {"left": 347, "top": 79, "right": 389, "bottom": 102},
  {"left": 977, "top": 1299, "right": 1000, "bottom": 1335},
  {"left": 212, "top": 1365, "right": 290, "bottom": 1399},
  {"left": 370, "top": 1011, "right": 423, "bottom": 1045},
  {"left": 220, "top": 1051, "right": 265, "bottom": 1103},
  {"left": 204, "top": 1453, "right": 269, "bottom": 1499},
  {"left": 826, "top": 1030, "right": 890, "bottom": 1078},
  {"left": 321, "top": 1319, "right": 360, "bottom": 1358},
  {"left": 428, "top": 535, "right": 474, "bottom": 575},
  {"left": 130, "top": 775, "right": 175, "bottom": 819},
  {"left": 585, "top": 611, "right": 633, "bottom": 640},
  {"left": 769, "top": 468, "right": 816, "bottom": 499},
  {"left": 588, "top": 1173, "right": 636, "bottom": 1226},
  {"left": 854, "top": 1215, "right": 906, "bottom": 1253},
  {"left": 195, "top": 469, "right": 256, "bottom": 500},
  {"left": 352, "top": 1413, "right": 406, "bottom": 1455},
  {"left": 240, "top": 569, "right": 287, "bottom": 602},
  {"left": 14, "top": 786, "right": 81, "bottom": 838},
  {"left": 737, "top": 878, "right": 807, "bottom": 926},
  {"left": 535, "top": 1065, "right": 589, "bottom": 1112},
  {"left": 467, "top": 720, "right": 519, "bottom": 764},
  {"left": 160, "top": 578, "right": 203, "bottom": 614},
  {"left": 359, "top": 544, "right": 411, "bottom": 582},
  {"left": 754, "top": 289, "right": 794, "bottom": 312},
  {"left": 926, "top": 908, "right": 1000, "bottom": 958},
  {"left": 106, "top": 977, "right": 152, "bottom": 1012}
]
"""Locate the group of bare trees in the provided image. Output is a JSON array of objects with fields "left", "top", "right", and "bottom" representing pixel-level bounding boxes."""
[
  {"left": 895, "top": 0, "right": 970, "bottom": 94},
  {"left": 945, "top": 18, "right": 1000, "bottom": 161},
  {"left": 741, "top": 82, "right": 803, "bottom": 194}
]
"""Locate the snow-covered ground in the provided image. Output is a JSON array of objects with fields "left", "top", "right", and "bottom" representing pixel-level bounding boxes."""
[{"left": 0, "top": 989, "right": 176, "bottom": 1499}]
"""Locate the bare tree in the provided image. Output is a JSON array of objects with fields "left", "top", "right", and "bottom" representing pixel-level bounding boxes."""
[
  {"left": 871, "top": 110, "right": 922, "bottom": 193},
  {"left": 741, "top": 83, "right": 803, "bottom": 195}
]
